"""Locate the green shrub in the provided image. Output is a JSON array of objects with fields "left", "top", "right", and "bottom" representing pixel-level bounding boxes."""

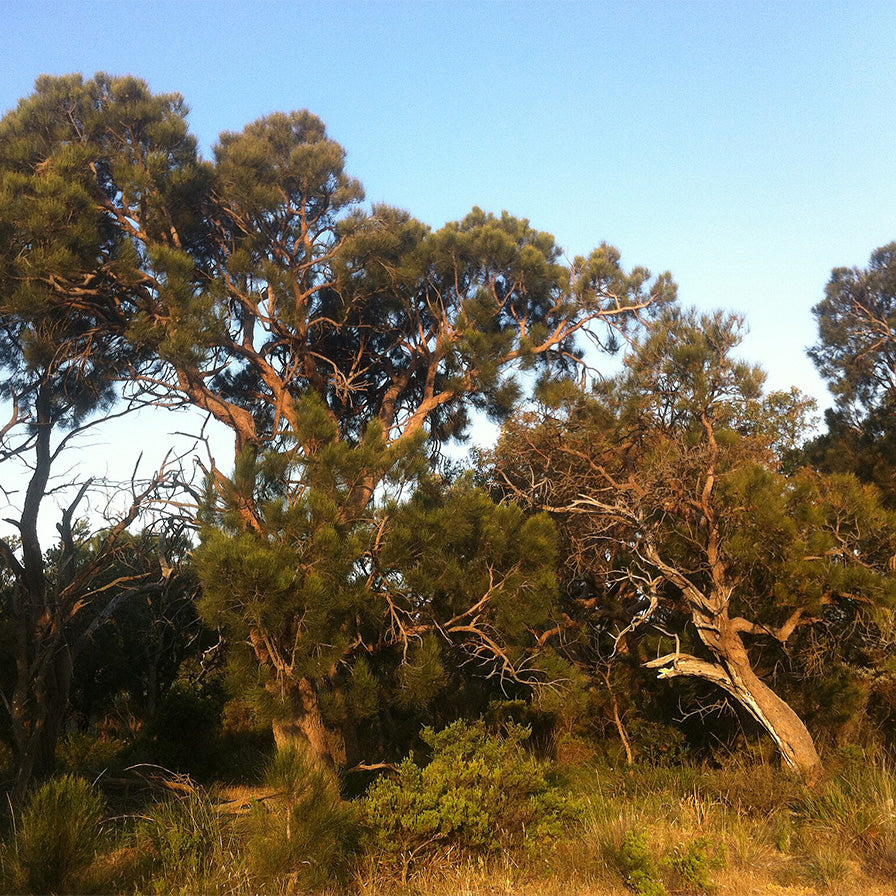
[
  {"left": 627, "top": 718, "right": 689, "bottom": 766},
  {"left": 243, "top": 744, "right": 361, "bottom": 890},
  {"left": 665, "top": 835, "right": 722, "bottom": 894},
  {"left": 619, "top": 829, "right": 666, "bottom": 896},
  {"left": 7, "top": 774, "right": 106, "bottom": 894},
  {"left": 57, "top": 731, "right": 127, "bottom": 776},
  {"left": 361, "top": 719, "right": 580, "bottom": 870}
]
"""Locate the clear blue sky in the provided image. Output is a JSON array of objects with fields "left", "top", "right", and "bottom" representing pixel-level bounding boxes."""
[{"left": 2, "top": 0, "right": 895, "bottom": 407}]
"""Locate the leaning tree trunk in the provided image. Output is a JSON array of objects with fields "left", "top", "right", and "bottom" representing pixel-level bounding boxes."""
[{"left": 646, "top": 613, "right": 822, "bottom": 780}]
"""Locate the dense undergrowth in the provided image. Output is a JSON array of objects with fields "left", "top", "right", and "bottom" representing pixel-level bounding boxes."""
[{"left": 0, "top": 724, "right": 894, "bottom": 895}]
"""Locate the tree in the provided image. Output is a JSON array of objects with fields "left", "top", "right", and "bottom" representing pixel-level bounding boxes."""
[
  {"left": 810, "top": 242, "right": 896, "bottom": 419},
  {"left": 492, "top": 308, "right": 896, "bottom": 778},
  {"left": 66, "top": 527, "right": 205, "bottom": 731},
  {"left": 0, "top": 73, "right": 676, "bottom": 763},
  {"left": 802, "top": 243, "right": 896, "bottom": 741},
  {"left": 0, "top": 331, "right": 182, "bottom": 798},
  {"left": 0, "top": 73, "right": 201, "bottom": 796},
  {"left": 193, "top": 398, "right": 560, "bottom": 765},
  {"left": 808, "top": 243, "right": 896, "bottom": 505}
]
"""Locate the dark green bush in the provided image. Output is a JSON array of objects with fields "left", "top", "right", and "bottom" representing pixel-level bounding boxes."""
[
  {"left": 141, "top": 683, "right": 223, "bottom": 779},
  {"left": 627, "top": 717, "right": 689, "bottom": 766},
  {"left": 57, "top": 731, "right": 127, "bottom": 776},
  {"left": 7, "top": 774, "right": 105, "bottom": 894},
  {"left": 361, "top": 719, "right": 579, "bottom": 867}
]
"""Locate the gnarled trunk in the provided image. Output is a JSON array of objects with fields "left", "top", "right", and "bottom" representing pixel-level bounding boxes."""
[
  {"left": 646, "top": 614, "right": 822, "bottom": 780},
  {"left": 272, "top": 677, "right": 355, "bottom": 767}
]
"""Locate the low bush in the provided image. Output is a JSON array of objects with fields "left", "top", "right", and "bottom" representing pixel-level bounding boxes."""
[
  {"left": 665, "top": 835, "right": 722, "bottom": 894},
  {"left": 243, "top": 744, "right": 361, "bottom": 890},
  {"left": 619, "top": 828, "right": 666, "bottom": 896},
  {"left": 57, "top": 731, "right": 128, "bottom": 776},
  {"left": 5, "top": 774, "right": 106, "bottom": 894},
  {"left": 361, "top": 719, "right": 580, "bottom": 876}
]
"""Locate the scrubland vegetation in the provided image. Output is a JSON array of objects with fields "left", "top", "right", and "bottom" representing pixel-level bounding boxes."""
[
  {"left": 1, "top": 74, "right": 895, "bottom": 893},
  {"left": 1, "top": 727, "right": 896, "bottom": 894}
]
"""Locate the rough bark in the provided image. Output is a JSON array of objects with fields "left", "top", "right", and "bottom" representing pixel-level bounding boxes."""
[{"left": 272, "top": 677, "right": 349, "bottom": 768}]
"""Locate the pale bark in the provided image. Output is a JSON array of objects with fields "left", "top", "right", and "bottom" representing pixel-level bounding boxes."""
[{"left": 645, "top": 614, "right": 822, "bottom": 779}]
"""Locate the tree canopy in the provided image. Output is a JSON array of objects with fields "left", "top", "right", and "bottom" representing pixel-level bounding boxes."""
[
  {"left": 0, "top": 73, "right": 894, "bottom": 792},
  {"left": 491, "top": 307, "right": 896, "bottom": 777}
]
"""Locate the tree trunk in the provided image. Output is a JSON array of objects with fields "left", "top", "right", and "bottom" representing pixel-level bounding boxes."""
[
  {"left": 11, "top": 636, "right": 74, "bottom": 802},
  {"left": 272, "top": 677, "right": 348, "bottom": 767},
  {"left": 646, "top": 615, "right": 822, "bottom": 780}
]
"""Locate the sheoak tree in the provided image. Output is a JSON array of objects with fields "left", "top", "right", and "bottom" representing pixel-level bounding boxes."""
[{"left": 493, "top": 308, "right": 896, "bottom": 777}]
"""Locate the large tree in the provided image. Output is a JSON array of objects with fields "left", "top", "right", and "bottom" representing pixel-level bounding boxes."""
[
  {"left": 493, "top": 308, "right": 896, "bottom": 778},
  {"left": 0, "top": 73, "right": 677, "bottom": 762},
  {"left": 194, "top": 418, "right": 559, "bottom": 764},
  {"left": 0, "top": 73, "right": 208, "bottom": 795}
]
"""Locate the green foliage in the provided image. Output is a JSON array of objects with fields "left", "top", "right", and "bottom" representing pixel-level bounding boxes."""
[
  {"left": 1, "top": 73, "right": 675, "bottom": 784},
  {"left": 57, "top": 731, "right": 127, "bottom": 777},
  {"left": 810, "top": 242, "right": 896, "bottom": 417},
  {"left": 493, "top": 305, "right": 896, "bottom": 775},
  {"left": 665, "top": 836, "right": 722, "bottom": 895},
  {"left": 243, "top": 745, "right": 361, "bottom": 889},
  {"left": 626, "top": 718, "right": 690, "bottom": 766},
  {"left": 619, "top": 829, "right": 667, "bottom": 896},
  {"left": 5, "top": 774, "right": 105, "bottom": 894},
  {"left": 808, "top": 244, "right": 896, "bottom": 508},
  {"left": 362, "top": 720, "right": 579, "bottom": 867}
]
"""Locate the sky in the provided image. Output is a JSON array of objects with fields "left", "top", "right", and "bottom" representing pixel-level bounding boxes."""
[{"left": 1, "top": 0, "right": 895, "bottom": 523}]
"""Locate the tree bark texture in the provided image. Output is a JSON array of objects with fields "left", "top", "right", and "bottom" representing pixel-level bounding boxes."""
[
  {"left": 646, "top": 612, "right": 822, "bottom": 779},
  {"left": 271, "top": 677, "right": 351, "bottom": 768}
]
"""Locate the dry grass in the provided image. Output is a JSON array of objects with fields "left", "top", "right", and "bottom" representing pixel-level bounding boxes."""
[{"left": 5, "top": 753, "right": 896, "bottom": 895}]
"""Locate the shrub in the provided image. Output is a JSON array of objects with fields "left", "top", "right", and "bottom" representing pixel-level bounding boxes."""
[
  {"left": 243, "top": 744, "right": 361, "bottom": 890},
  {"left": 626, "top": 718, "right": 689, "bottom": 766},
  {"left": 7, "top": 774, "right": 105, "bottom": 894},
  {"left": 619, "top": 829, "right": 666, "bottom": 896},
  {"left": 665, "top": 835, "right": 722, "bottom": 894},
  {"left": 361, "top": 719, "right": 580, "bottom": 871},
  {"left": 57, "top": 731, "right": 127, "bottom": 776}
]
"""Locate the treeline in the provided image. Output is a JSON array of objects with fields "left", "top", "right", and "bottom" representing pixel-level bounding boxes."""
[{"left": 0, "top": 73, "right": 894, "bottom": 807}]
